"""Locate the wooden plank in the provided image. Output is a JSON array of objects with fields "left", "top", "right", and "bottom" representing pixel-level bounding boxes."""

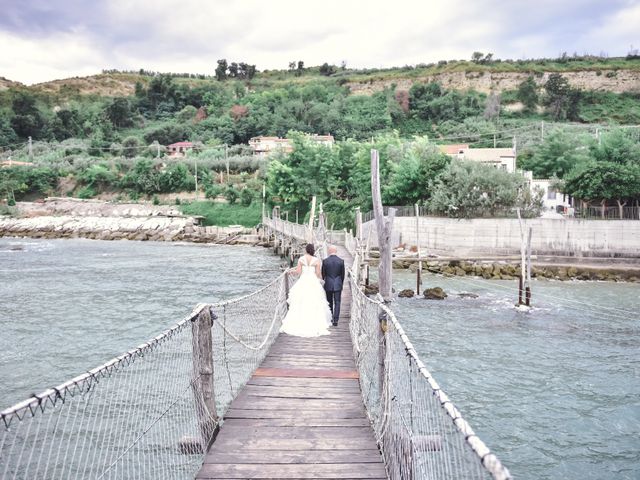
[
  {"left": 205, "top": 450, "right": 382, "bottom": 464},
  {"left": 247, "top": 377, "right": 358, "bottom": 387},
  {"left": 224, "top": 409, "right": 367, "bottom": 419},
  {"left": 221, "top": 418, "right": 371, "bottom": 427},
  {"left": 216, "top": 426, "right": 378, "bottom": 440},
  {"left": 253, "top": 368, "right": 359, "bottom": 379},
  {"left": 196, "top": 463, "right": 387, "bottom": 479}
]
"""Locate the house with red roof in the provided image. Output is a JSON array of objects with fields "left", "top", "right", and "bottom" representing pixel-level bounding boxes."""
[{"left": 167, "top": 141, "right": 194, "bottom": 157}]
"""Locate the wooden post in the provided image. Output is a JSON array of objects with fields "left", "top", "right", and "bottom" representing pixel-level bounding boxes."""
[
  {"left": 516, "top": 209, "right": 533, "bottom": 307},
  {"left": 526, "top": 226, "right": 533, "bottom": 306},
  {"left": 517, "top": 208, "right": 525, "bottom": 305},
  {"left": 262, "top": 184, "right": 266, "bottom": 221},
  {"left": 371, "top": 149, "right": 396, "bottom": 302},
  {"left": 191, "top": 306, "right": 219, "bottom": 448},
  {"left": 308, "top": 196, "right": 317, "bottom": 243},
  {"left": 355, "top": 207, "right": 363, "bottom": 242},
  {"left": 415, "top": 204, "right": 422, "bottom": 296}
]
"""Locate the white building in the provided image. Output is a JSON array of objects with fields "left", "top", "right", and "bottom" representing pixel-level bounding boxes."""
[
  {"left": 529, "top": 178, "right": 573, "bottom": 214},
  {"left": 438, "top": 145, "right": 517, "bottom": 173},
  {"left": 249, "top": 134, "right": 334, "bottom": 158}
]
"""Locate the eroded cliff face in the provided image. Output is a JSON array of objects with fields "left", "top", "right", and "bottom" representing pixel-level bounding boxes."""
[{"left": 346, "top": 70, "right": 640, "bottom": 95}]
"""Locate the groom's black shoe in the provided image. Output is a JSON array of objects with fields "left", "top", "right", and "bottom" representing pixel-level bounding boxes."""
[{"left": 332, "top": 321, "right": 338, "bottom": 326}]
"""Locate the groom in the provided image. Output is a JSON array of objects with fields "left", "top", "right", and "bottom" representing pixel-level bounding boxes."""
[{"left": 322, "top": 245, "right": 345, "bottom": 326}]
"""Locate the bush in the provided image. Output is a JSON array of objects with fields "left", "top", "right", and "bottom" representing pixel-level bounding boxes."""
[
  {"left": 7, "top": 198, "right": 16, "bottom": 207},
  {"left": 205, "top": 184, "right": 223, "bottom": 199},
  {"left": 224, "top": 185, "right": 240, "bottom": 204},
  {"left": 152, "top": 194, "right": 160, "bottom": 205},
  {"left": 77, "top": 186, "right": 96, "bottom": 199},
  {"left": 175, "top": 197, "right": 181, "bottom": 205},
  {"left": 240, "top": 187, "right": 254, "bottom": 206}
]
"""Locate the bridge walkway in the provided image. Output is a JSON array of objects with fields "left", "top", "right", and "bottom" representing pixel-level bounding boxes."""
[{"left": 196, "top": 247, "right": 387, "bottom": 479}]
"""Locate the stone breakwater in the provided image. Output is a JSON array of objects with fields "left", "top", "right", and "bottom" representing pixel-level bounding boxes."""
[
  {"left": 0, "top": 199, "right": 258, "bottom": 244},
  {"left": 0, "top": 215, "right": 201, "bottom": 242},
  {"left": 391, "top": 259, "right": 640, "bottom": 283}
]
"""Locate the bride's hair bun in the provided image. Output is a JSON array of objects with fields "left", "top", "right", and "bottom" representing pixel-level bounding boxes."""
[{"left": 305, "top": 243, "right": 315, "bottom": 255}]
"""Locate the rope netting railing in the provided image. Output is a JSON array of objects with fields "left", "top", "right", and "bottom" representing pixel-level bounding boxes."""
[
  {"left": 348, "top": 267, "right": 512, "bottom": 480},
  {"left": 0, "top": 272, "right": 292, "bottom": 480}
]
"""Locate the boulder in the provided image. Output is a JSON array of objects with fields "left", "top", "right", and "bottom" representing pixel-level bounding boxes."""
[
  {"left": 454, "top": 266, "right": 466, "bottom": 276},
  {"left": 364, "top": 283, "right": 379, "bottom": 295},
  {"left": 398, "top": 289, "right": 415, "bottom": 298},
  {"left": 457, "top": 292, "right": 479, "bottom": 299},
  {"left": 423, "top": 287, "right": 447, "bottom": 300}
]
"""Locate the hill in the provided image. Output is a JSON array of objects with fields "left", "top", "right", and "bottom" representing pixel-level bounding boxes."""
[
  {"left": 10, "top": 56, "right": 640, "bottom": 100},
  {"left": 0, "top": 77, "right": 24, "bottom": 91}
]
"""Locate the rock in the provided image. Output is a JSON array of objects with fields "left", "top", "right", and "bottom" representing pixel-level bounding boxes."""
[
  {"left": 502, "top": 275, "right": 515, "bottom": 280},
  {"left": 364, "top": 283, "right": 379, "bottom": 295},
  {"left": 398, "top": 289, "right": 415, "bottom": 298},
  {"left": 441, "top": 266, "right": 454, "bottom": 276},
  {"left": 556, "top": 268, "right": 568, "bottom": 280},
  {"left": 457, "top": 292, "right": 479, "bottom": 299},
  {"left": 567, "top": 266, "right": 578, "bottom": 278},
  {"left": 423, "top": 287, "right": 447, "bottom": 300},
  {"left": 454, "top": 266, "right": 466, "bottom": 276}
]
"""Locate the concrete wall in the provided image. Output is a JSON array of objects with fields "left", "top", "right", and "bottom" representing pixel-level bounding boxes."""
[{"left": 362, "top": 216, "right": 640, "bottom": 257}]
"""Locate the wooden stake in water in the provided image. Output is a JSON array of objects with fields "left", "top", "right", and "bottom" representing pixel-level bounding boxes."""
[
  {"left": 415, "top": 203, "right": 422, "bottom": 296},
  {"left": 371, "top": 149, "right": 395, "bottom": 302}
]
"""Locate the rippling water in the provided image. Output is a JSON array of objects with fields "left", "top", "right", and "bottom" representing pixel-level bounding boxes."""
[
  {"left": 392, "top": 270, "right": 640, "bottom": 480},
  {"left": 0, "top": 237, "right": 282, "bottom": 409}
]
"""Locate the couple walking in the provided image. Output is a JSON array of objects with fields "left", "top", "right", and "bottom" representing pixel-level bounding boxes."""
[{"left": 280, "top": 243, "right": 345, "bottom": 337}]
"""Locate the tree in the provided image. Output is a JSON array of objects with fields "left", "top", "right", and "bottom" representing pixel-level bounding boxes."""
[
  {"left": 383, "top": 139, "right": 450, "bottom": 205},
  {"left": 105, "top": 97, "right": 134, "bottom": 129},
  {"left": 10, "top": 91, "right": 46, "bottom": 139},
  {"left": 518, "top": 129, "right": 592, "bottom": 178},
  {"left": 544, "top": 73, "right": 579, "bottom": 120},
  {"left": 517, "top": 77, "right": 539, "bottom": 111},
  {"left": 121, "top": 136, "right": 142, "bottom": 158},
  {"left": 471, "top": 52, "right": 484, "bottom": 63},
  {"left": 215, "top": 59, "right": 228, "bottom": 81},
  {"left": 429, "top": 160, "right": 536, "bottom": 218},
  {"left": 319, "top": 63, "right": 336, "bottom": 76},
  {"left": 228, "top": 62, "right": 239, "bottom": 78},
  {"left": 224, "top": 185, "right": 240, "bottom": 204},
  {"left": 564, "top": 161, "right": 640, "bottom": 218},
  {"left": 483, "top": 92, "right": 501, "bottom": 121},
  {"left": 296, "top": 61, "right": 304, "bottom": 77}
]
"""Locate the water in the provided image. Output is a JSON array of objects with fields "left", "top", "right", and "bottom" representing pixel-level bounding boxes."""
[
  {"left": 0, "top": 237, "right": 282, "bottom": 409},
  {"left": 392, "top": 270, "right": 640, "bottom": 480}
]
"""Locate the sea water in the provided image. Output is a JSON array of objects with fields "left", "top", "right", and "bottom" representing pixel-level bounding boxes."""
[
  {"left": 0, "top": 237, "right": 282, "bottom": 408},
  {"left": 392, "top": 270, "right": 640, "bottom": 480}
]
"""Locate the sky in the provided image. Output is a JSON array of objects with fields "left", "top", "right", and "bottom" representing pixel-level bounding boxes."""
[{"left": 0, "top": 0, "right": 639, "bottom": 85}]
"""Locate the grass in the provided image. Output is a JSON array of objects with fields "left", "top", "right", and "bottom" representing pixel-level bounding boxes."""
[{"left": 179, "top": 201, "right": 262, "bottom": 227}]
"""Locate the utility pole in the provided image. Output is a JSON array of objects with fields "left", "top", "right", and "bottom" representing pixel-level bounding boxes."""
[
  {"left": 262, "top": 184, "right": 266, "bottom": 220},
  {"left": 28, "top": 136, "right": 33, "bottom": 159},
  {"left": 225, "top": 144, "right": 229, "bottom": 182},
  {"left": 493, "top": 133, "right": 497, "bottom": 148},
  {"left": 192, "top": 151, "right": 198, "bottom": 198}
]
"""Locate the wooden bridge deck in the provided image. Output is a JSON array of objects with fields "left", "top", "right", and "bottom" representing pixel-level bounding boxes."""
[{"left": 196, "top": 248, "right": 387, "bottom": 479}]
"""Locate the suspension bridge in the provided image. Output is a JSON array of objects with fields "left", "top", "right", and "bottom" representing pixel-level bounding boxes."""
[{"left": 0, "top": 212, "right": 512, "bottom": 480}]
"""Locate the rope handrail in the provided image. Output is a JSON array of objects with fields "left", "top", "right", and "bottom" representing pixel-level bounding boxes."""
[
  {"left": 0, "top": 272, "right": 288, "bottom": 426},
  {"left": 1, "top": 270, "right": 291, "bottom": 479},
  {"left": 348, "top": 268, "right": 512, "bottom": 480}
]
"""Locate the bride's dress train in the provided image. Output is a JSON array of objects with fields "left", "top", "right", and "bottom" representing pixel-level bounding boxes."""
[{"left": 280, "top": 256, "right": 332, "bottom": 337}]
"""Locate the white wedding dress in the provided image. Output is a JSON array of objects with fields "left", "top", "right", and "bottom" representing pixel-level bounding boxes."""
[{"left": 280, "top": 255, "right": 332, "bottom": 337}]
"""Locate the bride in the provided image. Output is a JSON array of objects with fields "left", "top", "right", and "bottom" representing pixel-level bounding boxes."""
[{"left": 280, "top": 243, "right": 332, "bottom": 337}]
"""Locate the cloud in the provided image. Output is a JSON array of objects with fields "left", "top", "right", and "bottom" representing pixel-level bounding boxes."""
[{"left": 0, "top": 0, "right": 637, "bottom": 84}]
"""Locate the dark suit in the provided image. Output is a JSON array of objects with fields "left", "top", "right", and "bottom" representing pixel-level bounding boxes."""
[{"left": 322, "top": 254, "right": 345, "bottom": 325}]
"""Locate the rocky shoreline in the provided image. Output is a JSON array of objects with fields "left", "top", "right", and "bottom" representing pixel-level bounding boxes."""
[
  {"left": 390, "top": 258, "right": 640, "bottom": 283},
  {"left": 0, "top": 198, "right": 258, "bottom": 244}
]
